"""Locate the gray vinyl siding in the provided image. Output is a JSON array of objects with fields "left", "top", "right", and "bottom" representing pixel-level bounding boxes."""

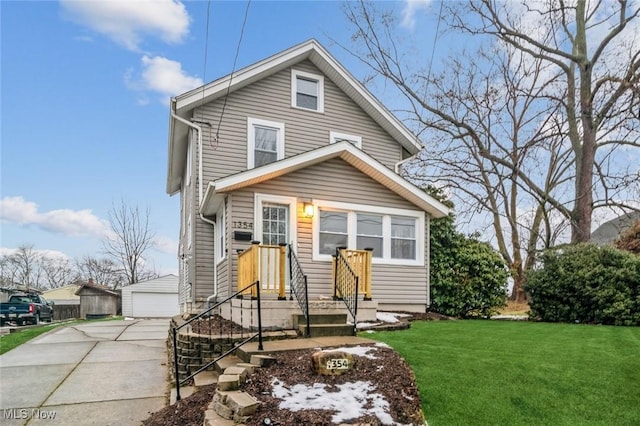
[
  {"left": 222, "top": 158, "right": 429, "bottom": 305},
  {"left": 187, "top": 60, "right": 422, "bottom": 305},
  {"left": 192, "top": 60, "right": 403, "bottom": 196}
]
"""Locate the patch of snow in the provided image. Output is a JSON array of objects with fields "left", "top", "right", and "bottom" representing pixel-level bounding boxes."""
[
  {"left": 376, "top": 312, "right": 411, "bottom": 323},
  {"left": 375, "top": 342, "right": 391, "bottom": 349},
  {"left": 271, "top": 378, "right": 410, "bottom": 425},
  {"left": 322, "top": 345, "right": 380, "bottom": 359},
  {"left": 356, "top": 321, "right": 381, "bottom": 329}
]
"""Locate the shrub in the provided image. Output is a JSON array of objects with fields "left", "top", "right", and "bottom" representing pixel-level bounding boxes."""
[
  {"left": 525, "top": 244, "right": 640, "bottom": 325},
  {"left": 429, "top": 199, "right": 508, "bottom": 318}
]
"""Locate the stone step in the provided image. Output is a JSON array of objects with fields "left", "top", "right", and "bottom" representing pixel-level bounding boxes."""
[
  {"left": 211, "top": 390, "right": 259, "bottom": 422},
  {"left": 298, "top": 323, "right": 355, "bottom": 338},
  {"left": 214, "top": 355, "right": 243, "bottom": 374},
  {"left": 194, "top": 370, "right": 219, "bottom": 387},
  {"left": 292, "top": 313, "right": 348, "bottom": 327}
]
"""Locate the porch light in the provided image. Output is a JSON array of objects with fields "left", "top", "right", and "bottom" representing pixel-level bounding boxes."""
[{"left": 303, "top": 202, "right": 314, "bottom": 218}]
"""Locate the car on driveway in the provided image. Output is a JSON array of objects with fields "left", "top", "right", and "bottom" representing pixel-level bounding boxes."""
[{"left": 0, "top": 294, "right": 54, "bottom": 326}]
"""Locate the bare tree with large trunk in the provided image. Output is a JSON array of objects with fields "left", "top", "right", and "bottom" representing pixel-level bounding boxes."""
[
  {"left": 102, "top": 200, "right": 157, "bottom": 286},
  {"left": 341, "top": 0, "right": 639, "bottom": 300}
]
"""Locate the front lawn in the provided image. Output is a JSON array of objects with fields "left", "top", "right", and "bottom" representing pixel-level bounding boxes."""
[{"left": 365, "top": 320, "right": 640, "bottom": 426}]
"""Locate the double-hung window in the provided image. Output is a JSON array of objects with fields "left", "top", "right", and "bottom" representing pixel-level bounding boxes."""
[
  {"left": 247, "top": 118, "right": 284, "bottom": 169},
  {"left": 292, "top": 69, "right": 324, "bottom": 112},
  {"left": 314, "top": 200, "right": 424, "bottom": 265}
]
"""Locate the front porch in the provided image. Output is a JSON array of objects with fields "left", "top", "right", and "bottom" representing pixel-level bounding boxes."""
[{"left": 230, "top": 242, "right": 377, "bottom": 332}]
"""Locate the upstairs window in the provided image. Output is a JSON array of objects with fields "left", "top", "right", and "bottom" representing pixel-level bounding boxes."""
[
  {"left": 292, "top": 69, "right": 324, "bottom": 112},
  {"left": 247, "top": 118, "right": 285, "bottom": 168}
]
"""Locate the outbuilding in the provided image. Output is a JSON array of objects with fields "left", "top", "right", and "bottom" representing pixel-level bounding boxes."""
[
  {"left": 75, "top": 279, "right": 121, "bottom": 319},
  {"left": 121, "top": 274, "right": 179, "bottom": 318}
]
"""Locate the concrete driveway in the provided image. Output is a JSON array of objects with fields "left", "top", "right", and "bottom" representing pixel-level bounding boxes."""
[{"left": 0, "top": 319, "right": 170, "bottom": 425}]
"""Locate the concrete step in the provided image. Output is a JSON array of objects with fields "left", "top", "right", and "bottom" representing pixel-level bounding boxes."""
[
  {"left": 298, "top": 323, "right": 355, "bottom": 338},
  {"left": 292, "top": 313, "right": 348, "bottom": 327}
]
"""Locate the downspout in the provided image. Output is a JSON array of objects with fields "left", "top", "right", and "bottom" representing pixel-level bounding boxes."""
[{"left": 170, "top": 98, "right": 218, "bottom": 307}]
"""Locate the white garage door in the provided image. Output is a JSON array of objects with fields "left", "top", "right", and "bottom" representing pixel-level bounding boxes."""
[{"left": 132, "top": 292, "right": 179, "bottom": 318}]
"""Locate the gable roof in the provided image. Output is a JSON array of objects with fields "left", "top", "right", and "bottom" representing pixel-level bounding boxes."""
[
  {"left": 167, "top": 39, "right": 422, "bottom": 195},
  {"left": 201, "top": 141, "right": 450, "bottom": 218},
  {"left": 591, "top": 211, "right": 640, "bottom": 245}
]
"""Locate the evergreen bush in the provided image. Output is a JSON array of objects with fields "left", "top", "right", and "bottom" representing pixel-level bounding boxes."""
[{"left": 525, "top": 244, "right": 640, "bottom": 325}]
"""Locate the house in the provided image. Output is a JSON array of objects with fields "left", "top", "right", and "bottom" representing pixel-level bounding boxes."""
[
  {"left": 166, "top": 40, "right": 449, "bottom": 327},
  {"left": 121, "top": 274, "right": 179, "bottom": 318},
  {"left": 75, "top": 279, "right": 121, "bottom": 319},
  {"left": 591, "top": 211, "right": 640, "bottom": 245},
  {"left": 43, "top": 284, "right": 80, "bottom": 320}
]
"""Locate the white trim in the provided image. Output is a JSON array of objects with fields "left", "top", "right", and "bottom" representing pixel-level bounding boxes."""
[
  {"left": 247, "top": 117, "right": 285, "bottom": 169},
  {"left": 254, "top": 193, "right": 298, "bottom": 247},
  {"left": 312, "top": 199, "right": 424, "bottom": 266},
  {"left": 291, "top": 69, "right": 324, "bottom": 113},
  {"left": 330, "top": 131, "right": 362, "bottom": 149},
  {"left": 200, "top": 141, "right": 450, "bottom": 219}
]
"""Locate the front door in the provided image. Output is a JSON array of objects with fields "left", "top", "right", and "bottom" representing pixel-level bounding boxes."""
[{"left": 261, "top": 202, "right": 289, "bottom": 245}]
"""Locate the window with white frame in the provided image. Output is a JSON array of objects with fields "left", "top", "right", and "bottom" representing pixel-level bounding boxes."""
[
  {"left": 330, "top": 131, "right": 362, "bottom": 149},
  {"left": 319, "top": 210, "right": 348, "bottom": 254},
  {"left": 313, "top": 201, "right": 424, "bottom": 265},
  {"left": 291, "top": 69, "right": 324, "bottom": 112},
  {"left": 247, "top": 118, "right": 285, "bottom": 168}
]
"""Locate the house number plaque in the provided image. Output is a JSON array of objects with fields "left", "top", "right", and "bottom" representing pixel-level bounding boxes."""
[
  {"left": 232, "top": 221, "right": 253, "bottom": 229},
  {"left": 326, "top": 359, "right": 349, "bottom": 370}
]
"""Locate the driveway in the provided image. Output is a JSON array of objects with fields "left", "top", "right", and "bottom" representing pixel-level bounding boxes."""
[{"left": 0, "top": 319, "right": 170, "bottom": 425}]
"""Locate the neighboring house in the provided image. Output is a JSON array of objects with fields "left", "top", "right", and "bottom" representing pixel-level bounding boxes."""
[
  {"left": 121, "top": 274, "right": 179, "bottom": 318},
  {"left": 591, "top": 211, "right": 640, "bottom": 245},
  {"left": 43, "top": 284, "right": 81, "bottom": 305},
  {"left": 75, "top": 279, "right": 121, "bottom": 319},
  {"left": 43, "top": 284, "right": 81, "bottom": 321},
  {"left": 166, "top": 40, "right": 449, "bottom": 323}
]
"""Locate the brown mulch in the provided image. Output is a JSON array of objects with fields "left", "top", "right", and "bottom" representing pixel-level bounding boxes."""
[
  {"left": 143, "top": 313, "right": 434, "bottom": 426},
  {"left": 241, "top": 344, "right": 424, "bottom": 425}
]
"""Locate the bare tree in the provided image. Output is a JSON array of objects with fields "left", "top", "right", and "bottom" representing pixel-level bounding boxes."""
[
  {"left": 41, "top": 256, "right": 77, "bottom": 289},
  {"left": 0, "top": 245, "right": 49, "bottom": 290},
  {"left": 341, "top": 0, "right": 639, "bottom": 300},
  {"left": 102, "top": 200, "right": 157, "bottom": 286},
  {"left": 75, "top": 256, "right": 125, "bottom": 290},
  {"left": 446, "top": 0, "right": 640, "bottom": 242}
]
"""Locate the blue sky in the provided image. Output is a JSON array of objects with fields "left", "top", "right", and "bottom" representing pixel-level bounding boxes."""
[{"left": 1, "top": 0, "right": 434, "bottom": 275}]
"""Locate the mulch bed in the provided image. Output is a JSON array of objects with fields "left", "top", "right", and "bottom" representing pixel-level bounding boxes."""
[{"left": 143, "top": 313, "right": 436, "bottom": 426}]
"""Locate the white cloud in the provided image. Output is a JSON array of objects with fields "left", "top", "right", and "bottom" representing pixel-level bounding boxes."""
[
  {"left": 153, "top": 235, "right": 178, "bottom": 255},
  {"left": 126, "top": 55, "right": 202, "bottom": 103},
  {"left": 0, "top": 247, "right": 70, "bottom": 261},
  {"left": 60, "top": 0, "right": 190, "bottom": 51},
  {"left": 401, "top": 0, "right": 431, "bottom": 29},
  {"left": 0, "top": 196, "right": 109, "bottom": 238}
]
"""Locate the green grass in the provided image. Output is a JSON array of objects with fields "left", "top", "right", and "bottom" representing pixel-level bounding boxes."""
[
  {"left": 364, "top": 320, "right": 640, "bottom": 426},
  {"left": 0, "top": 316, "right": 124, "bottom": 355}
]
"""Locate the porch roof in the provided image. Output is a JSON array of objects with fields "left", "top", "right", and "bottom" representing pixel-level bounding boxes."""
[{"left": 201, "top": 141, "right": 450, "bottom": 218}]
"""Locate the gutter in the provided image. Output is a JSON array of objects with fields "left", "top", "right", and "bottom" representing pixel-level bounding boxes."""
[{"left": 170, "top": 98, "right": 218, "bottom": 305}]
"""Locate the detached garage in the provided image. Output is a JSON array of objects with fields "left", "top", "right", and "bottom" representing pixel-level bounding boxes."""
[{"left": 122, "top": 275, "right": 179, "bottom": 318}]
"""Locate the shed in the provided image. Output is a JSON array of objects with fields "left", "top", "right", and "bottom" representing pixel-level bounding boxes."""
[
  {"left": 121, "top": 274, "right": 179, "bottom": 318},
  {"left": 75, "top": 279, "right": 121, "bottom": 319}
]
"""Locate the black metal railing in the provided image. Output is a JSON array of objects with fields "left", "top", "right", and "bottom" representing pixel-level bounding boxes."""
[
  {"left": 172, "top": 280, "right": 263, "bottom": 401},
  {"left": 286, "top": 243, "right": 310, "bottom": 337},
  {"left": 333, "top": 247, "right": 358, "bottom": 335}
]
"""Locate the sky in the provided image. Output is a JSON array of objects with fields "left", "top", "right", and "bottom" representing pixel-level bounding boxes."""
[{"left": 1, "top": 0, "right": 435, "bottom": 276}]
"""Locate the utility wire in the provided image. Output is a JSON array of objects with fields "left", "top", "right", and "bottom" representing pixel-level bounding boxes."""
[{"left": 215, "top": 0, "right": 252, "bottom": 144}]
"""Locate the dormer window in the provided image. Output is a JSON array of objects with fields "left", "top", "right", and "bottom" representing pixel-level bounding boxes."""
[
  {"left": 292, "top": 69, "right": 324, "bottom": 112},
  {"left": 247, "top": 118, "right": 285, "bottom": 168}
]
